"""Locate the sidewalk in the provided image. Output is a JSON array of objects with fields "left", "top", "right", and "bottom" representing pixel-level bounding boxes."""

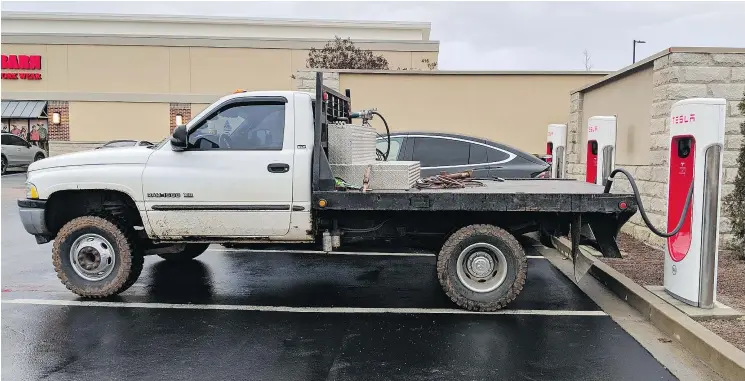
[{"left": 602, "top": 233, "right": 745, "bottom": 352}]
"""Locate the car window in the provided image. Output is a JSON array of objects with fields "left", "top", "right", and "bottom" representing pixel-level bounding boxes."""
[
  {"left": 468, "top": 143, "right": 488, "bottom": 164},
  {"left": 188, "top": 103, "right": 285, "bottom": 150},
  {"left": 1, "top": 135, "right": 9, "bottom": 145},
  {"left": 376, "top": 137, "right": 404, "bottom": 160},
  {"left": 413, "top": 137, "right": 470, "bottom": 167},
  {"left": 487, "top": 146, "right": 511, "bottom": 162},
  {"left": 139, "top": 141, "right": 153, "bottom": 146},
  {"left": 8, "top": 135, "right": 28, "bottom": 147}
]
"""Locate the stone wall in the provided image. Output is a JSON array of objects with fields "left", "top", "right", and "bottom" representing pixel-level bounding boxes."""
[
  {"left": 294, "top": 70, "right": 341, "bottom": 93},
  {"left": 567, "top": 51, "right": 745, "bottom": 249}
]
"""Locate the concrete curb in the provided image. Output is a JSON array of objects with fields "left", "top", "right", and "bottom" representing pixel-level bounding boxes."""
[{"left": 550, "top": 236, "right": 745, "bottom": 381}]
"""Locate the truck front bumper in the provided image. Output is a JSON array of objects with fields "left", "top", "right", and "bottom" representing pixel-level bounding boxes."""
[{"left": 17, "top": 199, "right": 51, "bottom": 243}]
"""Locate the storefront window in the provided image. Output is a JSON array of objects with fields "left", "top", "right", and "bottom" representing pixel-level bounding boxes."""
[
  {"left": 1, "top": 100, "right": 51, "bottom": 152},
  {"left": 9, "top": 119, "right": 27, "bottom": 139}
]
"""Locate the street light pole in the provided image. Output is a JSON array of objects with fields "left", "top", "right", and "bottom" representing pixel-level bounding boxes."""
[{"left": 633, "top": 40, "right": 646, "bottom": 64}]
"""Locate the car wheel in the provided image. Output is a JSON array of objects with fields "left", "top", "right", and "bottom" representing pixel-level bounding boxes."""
[
  {"left": 34, "top": 153, "right": 45, "bottom": 162},
  {"left": 1, "top": 156, "right": 7, "bottom": 175}
]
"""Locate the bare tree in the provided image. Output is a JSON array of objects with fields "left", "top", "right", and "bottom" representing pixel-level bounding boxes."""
[
  {"left": 583, "top": 49, "right": 594, "bottom": 71},
  {"left": 307, "top": 36, "right": 389, "bottom": 70}
]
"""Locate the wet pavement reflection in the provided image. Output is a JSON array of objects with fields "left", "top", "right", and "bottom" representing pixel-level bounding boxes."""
[{"left": 2, "top": 304, "right": 675, "bottom": 381}]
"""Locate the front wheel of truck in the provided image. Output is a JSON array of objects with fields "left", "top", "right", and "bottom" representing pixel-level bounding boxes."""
[
  {"left": 52, "top": 215, "right": 143, "bottom": 298},
  {"left": 437, "top": 224, "right": 527, "bottom": 311}
]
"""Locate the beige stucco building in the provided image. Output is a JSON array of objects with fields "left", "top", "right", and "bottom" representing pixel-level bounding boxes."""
[
  {"left": 0, "top": 12, "right": 438, "bottom": 153},
  {"left": 1, "top": 12, "right": 606, "bottom": 156}
]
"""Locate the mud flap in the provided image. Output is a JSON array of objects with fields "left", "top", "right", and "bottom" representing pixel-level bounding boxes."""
[
  {"left": 585, "top": 212, "right": 630, "bottom": 259},
  {"left": 571, "top": 214, "right": 593, "bottom": 282}
]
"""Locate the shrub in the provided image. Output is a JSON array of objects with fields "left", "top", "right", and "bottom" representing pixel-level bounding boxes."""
[
  {"left": 723, "top": 92, "right": 745, "bottom": 259},
  {"left": 307, "top": 37, "right": 389, "bottom": 70}
]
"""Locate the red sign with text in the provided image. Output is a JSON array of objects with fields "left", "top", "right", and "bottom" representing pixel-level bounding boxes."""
[
  {"left": 672, "top": 114, "right": 696, "bottom": 124},
  {"left": 1, "top": 55, "right": 43, "bottom": 80}
]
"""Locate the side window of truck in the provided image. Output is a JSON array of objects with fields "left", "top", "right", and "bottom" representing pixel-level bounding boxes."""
[
  {"left": 413, "top": 137, "right": 470, "bottom": 167},
  {"left": 188, "top": 103, "right": 286, "bottom": 150}
]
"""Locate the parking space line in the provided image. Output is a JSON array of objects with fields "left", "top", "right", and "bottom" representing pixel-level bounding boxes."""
[
  {"left": 2, "top": 299, "right": 606, "bottom": 316},
  {"left": 207, "top": 248, "right": 546, "bottom": 259}
]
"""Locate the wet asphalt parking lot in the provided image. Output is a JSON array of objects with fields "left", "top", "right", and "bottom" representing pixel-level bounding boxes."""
[{"left": 1, "top": 172, "right": 678, "bottom": 380}]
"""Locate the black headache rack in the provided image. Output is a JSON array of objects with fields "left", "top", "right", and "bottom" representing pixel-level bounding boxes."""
[{"left": 312, "top": 72, "right": 352, "bottom": 192}]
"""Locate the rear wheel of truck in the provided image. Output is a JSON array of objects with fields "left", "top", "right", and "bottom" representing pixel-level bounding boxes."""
[
  {"left": 158, "top": 243, "right": 210, "bottom": 261},
  {"left": 437, "top": 224, "right": 527, "bottom": 311},
  {"left": 52, "top": 216, "right": 144, "bottom": 298}
]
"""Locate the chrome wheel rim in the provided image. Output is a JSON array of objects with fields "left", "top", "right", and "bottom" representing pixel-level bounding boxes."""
[
  {"left": 70, "top": 234, "right": 116, "bottom": 281},
  {"left": 456, "top": 242, "right": 508, "bottom": 293},
  {"left": 1, "top": 158, "right": 6, "bottom": 173}
]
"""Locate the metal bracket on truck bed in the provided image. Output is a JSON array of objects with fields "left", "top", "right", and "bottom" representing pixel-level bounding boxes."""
[{"left": 571, "top": 213, "right": 593, "bottom": 282}]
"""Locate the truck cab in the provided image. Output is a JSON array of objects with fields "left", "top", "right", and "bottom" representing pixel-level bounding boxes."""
[
  {"left": 142, "top": 91, "right": 316, "bottom": 241},
  {"left": 22, "top": 90, "right": 319, "bottom": 245}
]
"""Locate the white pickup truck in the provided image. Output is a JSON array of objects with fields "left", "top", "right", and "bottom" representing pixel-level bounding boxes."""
[{"left": 18, "top": 73, "right": 637, "bottom": 311}]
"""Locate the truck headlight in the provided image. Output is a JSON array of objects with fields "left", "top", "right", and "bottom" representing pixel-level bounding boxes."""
[{"left": 26, "top": 183, "right": 39, "bottom": 199}]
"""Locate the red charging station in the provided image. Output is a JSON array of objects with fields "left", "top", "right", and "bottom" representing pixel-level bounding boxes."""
[
  {"left": 664, "top": 98, "right": 726, "bottom": 308},
  {"left": 585, "top": 116, "right": 617, "bottom": 185},
  {"left": 547, "top": 124, "right": 567, "bottom": 178}
]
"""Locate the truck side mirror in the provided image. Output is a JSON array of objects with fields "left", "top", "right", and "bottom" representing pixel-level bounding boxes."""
[{"left": 171, "top": 124, "right": 188, "bottom": 151}]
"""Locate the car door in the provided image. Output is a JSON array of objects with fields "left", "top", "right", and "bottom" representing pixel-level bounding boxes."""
[
  {"left": 141, "top": 96, "right": 295, "bottom": 238},
  {"left": 1, "top": 134, "right": 15, "bottom": 165},
  {"left": 15, "top": 135, "right": 35, "bottom": 164},
  {"left": 466, "top": 143, "right": 492, "bottom": 178},
  {"left": 6, "top": 135, "right": 32, "bottom": 165},
  {"left": 486, "top": 145, "right": 547, "bottom": 179},
  {"left": 410, "top": 136, "right": 471, "bottom": 177}
]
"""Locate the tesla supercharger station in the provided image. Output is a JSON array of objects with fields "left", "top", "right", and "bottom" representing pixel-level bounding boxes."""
[
  {"left": 664, "top": 98, "right": 726, "bottom": 308},
  {"left": 586, "top": 116, "right": 617, "bottom": 186},
  {"left": 547, "top": 124, "right": 567, "bottom": 178}
]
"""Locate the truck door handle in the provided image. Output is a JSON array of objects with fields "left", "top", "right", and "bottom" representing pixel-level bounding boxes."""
[{"left": 267, "top": 163, "right": 290, "bottom": 173}]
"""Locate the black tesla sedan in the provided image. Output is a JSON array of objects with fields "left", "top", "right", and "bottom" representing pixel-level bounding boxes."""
[{"left": 376, "top": 132, "right": 550, "bottom": 179}]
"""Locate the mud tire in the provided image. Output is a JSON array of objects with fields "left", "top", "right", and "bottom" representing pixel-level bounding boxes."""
[
  {"left": 437, "top": 224, "right": 527, "bottom": 311},
  {"left": 52, "top": 215, "right": 143, "bottom": 298}
]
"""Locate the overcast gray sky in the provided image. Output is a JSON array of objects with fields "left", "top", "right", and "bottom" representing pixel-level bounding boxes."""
[{"left": 3, "top": 1, "right": 745, "bottom": 71}]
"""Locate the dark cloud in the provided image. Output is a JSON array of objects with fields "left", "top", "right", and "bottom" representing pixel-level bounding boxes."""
[{"left": 3, "top": 1, "right": 744, "bottom": 71}]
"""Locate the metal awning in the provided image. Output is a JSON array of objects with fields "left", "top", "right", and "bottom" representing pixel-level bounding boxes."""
[{"left": 1, "top": 100, "right": 48, "bottom": 119}]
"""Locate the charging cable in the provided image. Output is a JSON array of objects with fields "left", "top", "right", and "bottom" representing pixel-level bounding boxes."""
[{"left": 603, "top": 168, "right": 694, "bottom": 238}]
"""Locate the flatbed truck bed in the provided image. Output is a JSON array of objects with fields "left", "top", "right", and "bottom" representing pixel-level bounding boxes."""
[{"left": 313, "top": 178, "right": 636, "bottom": 213}]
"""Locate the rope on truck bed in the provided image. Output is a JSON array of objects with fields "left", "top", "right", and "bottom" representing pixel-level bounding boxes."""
[{"left": 415, "top": 170, "right": 485, "bottom": 190}]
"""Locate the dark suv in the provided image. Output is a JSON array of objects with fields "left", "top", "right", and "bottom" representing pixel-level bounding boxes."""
[{"left": 377, "top": 132, "right": 550, "bottom": 179}]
